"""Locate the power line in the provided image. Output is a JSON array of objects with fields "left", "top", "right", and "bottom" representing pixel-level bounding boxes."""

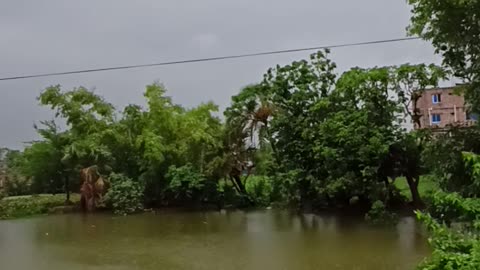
[{"left": 0, "top": 37, "right": 421, "bottom": 81}]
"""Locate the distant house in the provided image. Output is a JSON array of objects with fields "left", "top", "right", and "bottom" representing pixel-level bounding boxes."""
[{"left": 414, "top": 86, "right": 476, "bottom": 130}]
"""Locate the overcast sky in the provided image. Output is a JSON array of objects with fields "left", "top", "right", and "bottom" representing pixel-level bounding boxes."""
[{"left": 0, "top": 0, "right": 441, "bottom": 149}]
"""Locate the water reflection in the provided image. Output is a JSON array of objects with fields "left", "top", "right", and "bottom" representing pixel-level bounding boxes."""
[{"left": 0, "top": 210, "right": 429, "bottom": 270}]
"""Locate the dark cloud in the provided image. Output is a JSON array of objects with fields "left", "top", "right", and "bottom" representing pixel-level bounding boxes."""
[{"left": 0, "top": 0, "right": 440, "bottom": 149}]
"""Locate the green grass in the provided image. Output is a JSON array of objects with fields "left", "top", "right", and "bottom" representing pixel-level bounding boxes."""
[
  {"left": 394, "top": 175, "right": 439, "bottom": 200},
  {"left": 0, "top": 194, "right": 80, "bottom": 220}
]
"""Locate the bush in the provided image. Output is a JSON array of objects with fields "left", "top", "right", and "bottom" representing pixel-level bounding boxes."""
[
  {"left": 0, "top": 194, "right": 79, "bottom": 219},
  {"left": 365, "top": 200, "right": 398, "bottom": 225},
  {"left": 105, "top": 173, "right": 144, "bottom": 215},
  {"left": 415, "top": 148, "right": 480, "bottom": 269},
  {"left": 165, "top": 164, "right": 206, "bottom": 202},
  {"left": 245, "top": 176, "right": 273, "bottom": 206},
  {"left": 422, "top": 128, "right": 480, "bottom": 198},
  {"left": 416, "top": 211, "right": 480, "bottom": 270},
  {"left": 424, "top": 191, "right": 480, "bottom": 226}
]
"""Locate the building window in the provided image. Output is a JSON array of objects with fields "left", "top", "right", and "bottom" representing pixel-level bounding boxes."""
[
  {"left": 432, "top": 94, "right": 442, "bottom": 104},
  {"left": 431, "top": 114, "right": 441, "bottom": 124}
]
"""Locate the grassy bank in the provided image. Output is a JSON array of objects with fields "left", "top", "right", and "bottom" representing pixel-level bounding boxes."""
[
  {"left": 0, "top": 194, "right": 80, "bottom": 220},
  {"left": 394, "top": 175, "right": 439, "bottom": 201}
]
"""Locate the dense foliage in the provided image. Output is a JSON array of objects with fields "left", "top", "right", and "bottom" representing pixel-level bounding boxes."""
[
  {"left": 165, "top": 164, "right": 209, "bottom": 204},
  {"left": 245, "top": 176, "right": 273, "bottom": 207},
  {"left": 413, "top": 153, "right": 480, "bottom": 270},
  {"left": 416, "top": 211, "right": 480, "bottom": 270},
  {"left": 1, "top": 53, "right": 445, "bottom": 216},
  {"left": 224, "top": 52, "right": 444, "bottom": 210},
  {"left": 422, "top": 127, "right": 480, "bottom": 197},
  {"left": 105, "top": 173, "right": 144, "bottom": 215}
]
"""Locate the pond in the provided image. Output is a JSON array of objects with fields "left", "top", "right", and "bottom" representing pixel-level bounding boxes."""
[{"left": 0, "top": 210, "right": 429, "bottom": 270}]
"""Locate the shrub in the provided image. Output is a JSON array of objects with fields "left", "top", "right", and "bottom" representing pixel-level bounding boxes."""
[
  {"left": 422, "top": 129, "right": 480, "bottom": 198},
  {"left": 165, "top": 164, "right": 206, "bottom": 202},
  {"left": 365, "top": 200, "right": 398, "bottom": 225},
  {"left": 245, "top": 176, "right": 273, "bottom": 206},
  {"left": 425, "top": 191, "right": 480, "bottom": 225},
  {"left": 105, "top": 173, "right": 144, "bottom": 215},
  {"left": 416, "top": 211, "right": 480, "bottom": 270}
]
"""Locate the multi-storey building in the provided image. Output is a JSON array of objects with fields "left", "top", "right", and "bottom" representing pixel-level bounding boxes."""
[{"left": 415, "top": 86, "right": 476, "bottom": 130}]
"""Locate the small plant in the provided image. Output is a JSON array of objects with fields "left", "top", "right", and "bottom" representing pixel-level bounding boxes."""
[
  {"left": 105, "top": 173, "right": 144, "bottom": 215},
  {"left": 365, "top": 200, "right": 398, "bottom": 225}
]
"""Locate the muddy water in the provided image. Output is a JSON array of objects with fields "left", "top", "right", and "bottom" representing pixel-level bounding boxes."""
[{"left": 0, "top": 210, "right": 429, "bottom": 270}]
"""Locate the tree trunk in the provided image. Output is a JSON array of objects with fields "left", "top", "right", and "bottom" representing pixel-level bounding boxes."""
[
  {"left": 406, "top": 175, "right": 423, "bottom": 208},
  {"left": 411, "top": 93, "right": 422, "bottom": 129},
  {"left": 265, "top": 126, "right": 282, "bottom": 167},
  {"left": 383, "top": 177, "right": 394, "bottom": 204},
  {"left": 229, "top": 176, "right": 242, "bottom": 194},
  {"left": 232, "top": 175, "right": 246, "bottom": 194}
]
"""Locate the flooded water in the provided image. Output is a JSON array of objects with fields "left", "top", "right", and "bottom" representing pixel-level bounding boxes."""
[{"left": 0, "top": 210, "right": 429, "bottom": 270}]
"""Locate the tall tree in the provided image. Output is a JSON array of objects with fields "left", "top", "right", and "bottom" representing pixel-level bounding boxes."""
[
  {"left": 224, "top": 84, "right": 276, "bottom": 193},
  {"left": 38, "top": 86, "right": 116, "bottom": 173},
  {"left": 260, "top": 50, "right": 405, "bottom": 207}
]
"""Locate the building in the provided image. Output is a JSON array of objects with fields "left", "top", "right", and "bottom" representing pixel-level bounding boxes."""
[{"left": 415, "top": 86, "right": 476, "bottom": 130}]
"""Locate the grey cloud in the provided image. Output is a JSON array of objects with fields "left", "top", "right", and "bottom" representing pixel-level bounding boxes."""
[{"left": 0, "top": 0, "right": 440, "bottom": 149}]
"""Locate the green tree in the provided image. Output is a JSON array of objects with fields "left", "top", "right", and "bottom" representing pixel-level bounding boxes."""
[
  {"left": 379, "top": 132, "right": 427, "bottom": 207},
  {"left": 39, "top": 85, "right": 116, "bottom": 170},
  {"left": 259, "top": 50, "right": 407, "bottom": 208},
  {"left": 135, "top": 83, "right": 224, "bottom": 205},
  {"left": 224, "top": 84, "right": 277, "bottom": 198},
  {"left": 225, "top": 84, "right": 275, "bottom": 149},
  {"left": 314, "top": 66, "right": 402, "bottom": 207}
]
